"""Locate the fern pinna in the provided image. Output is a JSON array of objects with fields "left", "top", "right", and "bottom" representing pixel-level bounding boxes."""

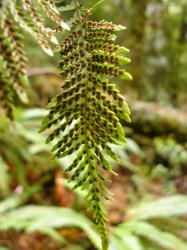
[{"left": 41, "top": 5, "right": 132, "bottom": 250}]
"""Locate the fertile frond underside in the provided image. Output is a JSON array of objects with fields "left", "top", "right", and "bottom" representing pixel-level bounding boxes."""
[
  {"left": 0, "top": 0, "right": 69, "bottom": 118},
  {"left": 41, "top": 8, "right": 132, "bottom": 250}
]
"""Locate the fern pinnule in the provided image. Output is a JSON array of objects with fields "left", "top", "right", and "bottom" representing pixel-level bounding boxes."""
[
  {"left": 36, "top": 0, "right": 69, "bottom": 30},
  {"left": 36, "top": 0, "right": 60, "bottom": 23},
  {"left": 41, "top": 7, "right": 132, "bottom": 250}
]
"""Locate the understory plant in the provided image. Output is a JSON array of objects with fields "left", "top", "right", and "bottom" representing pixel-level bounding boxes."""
[{"left": 0, "top": 194, "right": 187, "bottom": 250}]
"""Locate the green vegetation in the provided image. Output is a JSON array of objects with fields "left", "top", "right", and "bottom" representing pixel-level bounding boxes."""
[{"left": 0, "top": 0, "right": 187, "bottom": 250}]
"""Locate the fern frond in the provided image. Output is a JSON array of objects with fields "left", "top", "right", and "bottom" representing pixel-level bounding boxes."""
[
  {"left": 0, "top": 0, "right": 69, "bottom": 116},
  {"left": 0, "top": 205, "right": 102, "bottom": 250},
  {"left": 121, "top": 220, "right": 187, "bottom": 250},
  {"left": 41, "top": 6, "right": 132, "bottom": 250},
  {"left": 15, "top": 2, "right": 54, "bottom": 55},
  {"left": 0, "top": 5, "right": 28, "bottom": 117},
  {"left": 16, "top": 0, "right": 66, "bottom": 54},
  {"left": 126, "top": 195, "right": 187, "bottom": 220},
  {"left": 36, "top": 0, "right": 69, "bottom": 30},
  {"left": 114, "top": 228, "right": 143, "bottom": 250},
  {"left": 0, "top": 55, "right": 14, "bottom": 118}
]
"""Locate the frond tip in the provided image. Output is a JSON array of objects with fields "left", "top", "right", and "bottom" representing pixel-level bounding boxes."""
[{"left": 41, "top": 8, "right": 132, "bottom": 250}]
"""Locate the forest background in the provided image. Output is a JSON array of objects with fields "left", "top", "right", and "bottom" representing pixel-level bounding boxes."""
[{"left": 1, "top": 0, "right": 187, "bottom": 249}]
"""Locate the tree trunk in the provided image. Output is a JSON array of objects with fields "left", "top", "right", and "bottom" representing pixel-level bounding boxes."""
[
  {"left": 128, "top": 100, "right": 187, "bottom": 142},
  {"left": 128, "top": 0, "right": 148, "bottom": 96}
]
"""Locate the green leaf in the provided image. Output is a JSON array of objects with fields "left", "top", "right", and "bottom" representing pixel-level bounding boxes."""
[
  {"left": 122, "top": 220, "right": 187, "bottom": 250},
  {"left": 57, "top": 1, "right": 76, "bottom": 11},
  {"left": 114, "top": 228, "right": 143, "bottom": 250},
  {"left": 91, "top": 0, "right": 104, "bottom": 11},
  {"left": 117, "top": 123, "right": 126, "bottom": 143},
  {"left": 127, "top": 195, "right": 187, "bottom": 220},
  {"left": 121, "top": 72, "right": 133, "bottom": 81},
  {"left": 0, "top": 206, "right": 102, "bottom": 250},
  {"left": 109, "top": 236, "right": 125, "bottom": 250},
  {"left": 38, "top": 227, "right": 66, "bottom": 244},
  {"left": 0, "top": 184, "right": 42, "bottom": 214},
  {"left": 40, "top": 7, "right": 131, "bottom": 248},
  {"left": 0, "top": 156, "right": 10, "bottom": 194}
]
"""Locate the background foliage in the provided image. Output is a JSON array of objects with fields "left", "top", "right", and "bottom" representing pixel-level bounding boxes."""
[{"left": 0, "top": 0, "right": 187, "bottom": 249}]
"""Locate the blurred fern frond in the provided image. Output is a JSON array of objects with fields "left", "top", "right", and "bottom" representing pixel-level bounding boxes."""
[
  {"left": 126, "top": 195, "right": 187, "bottom": 220},
  {"left": 0, "top": 195, "right": 187, "bottom": 250},
  {"left": 114, "top": 220, "right": 187, "bottom": 250},
  {"left": 0, "top": 205, "right": 102, "bottom": 249},
  {"left": 111, "top": 195, "right": 187, "bottom": 250},
  {"left": 0, "top": 0, "right": 69, "bottom": 118},
  {"left": 0, "top": 109, "right": 57, "bottom": 193},
  {"left": 154, "top": 138, "right": 187, "bottom": 170}
]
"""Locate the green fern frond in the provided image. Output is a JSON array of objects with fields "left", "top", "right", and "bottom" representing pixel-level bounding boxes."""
[
  {"left": 41, "top": 6, "right": 132, "bottom": 249},
  {"left": 111, "top": 196, "right": 187, "bottom": 250},
  {"left": 0, "top": 205, "right": 102, "bottom": 250},
  {"left": 126, "top": 195, "right": 187, "bottom": 220},
  {"left": 121, "top": 220, "right": 187, "bottom": 250},
  {"left": 0, "top": 55, "right": 14, "bottom": 119},
  {"left": 114, "top": 228, "right": 143, "bottom": 250}
]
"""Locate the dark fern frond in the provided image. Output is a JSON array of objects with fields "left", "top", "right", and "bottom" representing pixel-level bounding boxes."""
[
  {"left": 41, "top": 7, "right": 132, "bottom": 250},
  {"left": 0, "top": 0, "right": 69, "bottom": 117},
  {"left": 0, "top": 5, "right": 29, "bottom": 118},
  {"left": 0, "top": 55, "right": 14, "bottom": 119}
]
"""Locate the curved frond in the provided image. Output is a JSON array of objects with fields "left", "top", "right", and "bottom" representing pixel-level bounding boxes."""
[
  {"left": 0, "top": 205, "right": 102, "bottom": 250},
  {"left": 119, "top": 220, "right": 187, "bottom": 250}
]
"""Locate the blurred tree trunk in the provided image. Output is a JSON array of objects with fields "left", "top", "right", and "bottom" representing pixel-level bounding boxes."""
[
  {"left": 143, "top": 0, "right": 167, "bottom": 102},
  {"left": 128, "top": 100, "right": 187, "bottom": 143},
  {"left": 178, "top": 4, "right": 187, "bottom": 43},
  {"left": 128, "top": 0, "right": 148, "bottom": 97},
  {"left": 165, "top": 3, "right": 187, "bottom": 105}
]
